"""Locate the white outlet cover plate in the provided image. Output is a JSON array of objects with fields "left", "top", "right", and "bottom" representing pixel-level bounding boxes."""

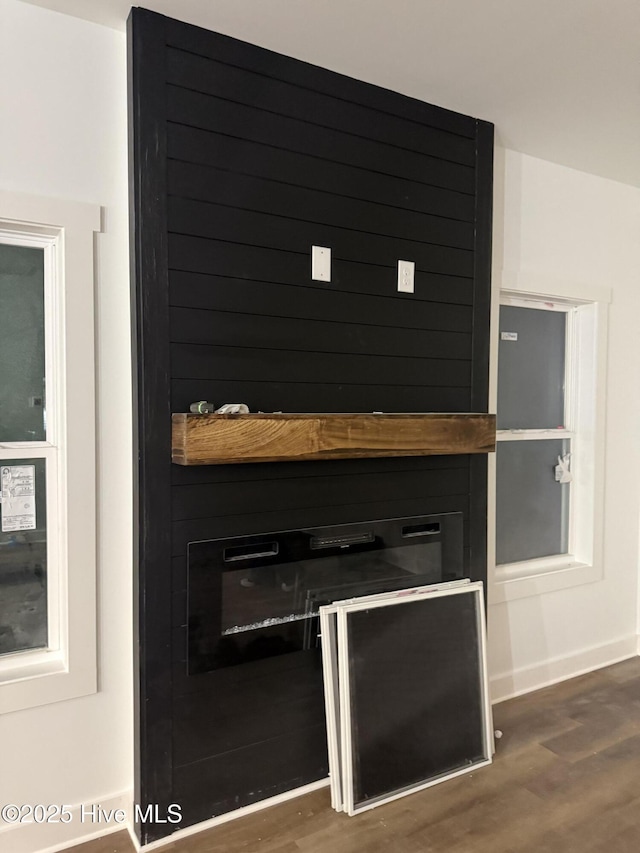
[
  {"left": 312, "top": 246, "right": 331, "bottom": 282},
  {"left": 398, "top": 260, "right": 415, "bottom": 293}
]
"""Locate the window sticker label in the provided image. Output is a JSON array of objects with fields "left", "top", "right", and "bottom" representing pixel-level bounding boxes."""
[
  {"left": 501, "top": 332, "right": 518, "bottom": 341},
  {"left": 1, "top": 465, "right": 36, "bottom": 532}
]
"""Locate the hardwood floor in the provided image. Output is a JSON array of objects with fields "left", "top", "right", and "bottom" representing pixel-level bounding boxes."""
[{"left": 66, "top": 657, "right": 640, "bottom": 853}]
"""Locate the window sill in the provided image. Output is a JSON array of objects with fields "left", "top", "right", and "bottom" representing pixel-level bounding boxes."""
[
  {"left": 0, "top": 646, "right": 95, "bottom": 714},
  {"left": 489, "top": 557, "right": 602, "bottom": 604},
  {"left": 0, "top": 648, "right": 66, "bottom": 683}
]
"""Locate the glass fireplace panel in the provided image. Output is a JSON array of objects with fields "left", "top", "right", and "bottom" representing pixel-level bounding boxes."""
[{"left": 188, "top": 512, "right": 464, "bottom": 674}]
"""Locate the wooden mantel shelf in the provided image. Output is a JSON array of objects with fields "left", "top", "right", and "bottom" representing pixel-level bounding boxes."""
[{"left": 171, "top": 412, "right": 496, "bottom": 466}]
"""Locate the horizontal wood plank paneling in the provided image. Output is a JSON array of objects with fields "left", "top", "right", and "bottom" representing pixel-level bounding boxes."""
[
  {"left": 167, "top": 198, "right": 474, "bottom": 276},
  {"left": 167, "top": 125, "right": 476, "bottom": 222},
  {"left": 173, "top": 722, "right": 329, "bottom": 826},
  {"left": 170, "top": 307, "right": 472, "bottom": 360},
  {"left": 171, "top": 378, "right": 472, "bottom": 415},
  {"left": 173, "top": 672, "right": 326, "bottom": 766},
  {"left": 169, "top": 270, "right": 474, "bottom": 314},
  {"left": 167, "top": 88, "right": 475, "bottom": 194},
  {"left": 163, "top": 17, "right": 476, "bottom": 138},
  {"left": 171, "top": 494, "right": 471, "bottom": 557},
  {"left": 172, "top": 465, "right": 470, "bottom": 519},
  {"left": 167, "top": 161, "right": 475, "bottom": 249},
  {"left": 169, "top": 237, "right": 474, "bottom": 302},
  {"left": 171, "top": 343, "right": 471, "bottom": 386},
  {"left": 170, "top": 452, "right": 470, "bottom": 486},
  {"left": 166, "top": 48, "right": 476, "bottom": 166},
  {"left": 131, "top": 7, "right": 492, "bottom": 839}
]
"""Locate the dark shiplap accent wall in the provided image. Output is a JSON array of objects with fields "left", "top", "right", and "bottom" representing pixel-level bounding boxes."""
[{"left": 129, "top": 7, "right": 493, "bottom": 842}]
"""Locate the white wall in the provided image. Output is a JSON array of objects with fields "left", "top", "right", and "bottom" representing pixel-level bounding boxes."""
[
  {"left": 488, "top": 148, "right": 640, "bottom": 699},
  {"left": 2, "top": 1, "right": 640, "bottom": 849},
  {"left": 0, "top": 1, "right": 133, "bottom": 850}
]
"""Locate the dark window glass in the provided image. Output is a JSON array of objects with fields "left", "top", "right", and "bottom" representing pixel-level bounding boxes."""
[
  {"left": 0, "top": 458, "right": 48, "bottom": 655},
  {"left": 496, "top": 439, "right": 570, "bottom": 564},
  {"left": 498, "top": 305, "right": 565, "bottom": 430}
]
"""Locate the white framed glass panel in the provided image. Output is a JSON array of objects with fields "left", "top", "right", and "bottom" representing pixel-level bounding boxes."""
[
  {"left": 496, "top": 439, "right": 570, "bottom": 565},
  {"left": 498, "top": 305, "right": 566, "bottom": 430},
  {"left": 0, "top": 458, "right": 48, "bottom": 655},
  {"left": 0, "top": 243, "right": 46, "bottom": 442}
]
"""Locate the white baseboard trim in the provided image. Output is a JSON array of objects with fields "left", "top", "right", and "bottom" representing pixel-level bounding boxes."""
[
  {"left": 0, "top": 789, "right": 132, "bottom": 853},
  {"left": 490, "top": 635, "right": 639, "bottom": 704},
  {"left": 140, "top": 778, "right": 329, "bottom": 851}
]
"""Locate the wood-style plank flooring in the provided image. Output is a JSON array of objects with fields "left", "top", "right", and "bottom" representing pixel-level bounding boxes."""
[{"left": 65, "top": 657, "right": 640, "bottom": 853}]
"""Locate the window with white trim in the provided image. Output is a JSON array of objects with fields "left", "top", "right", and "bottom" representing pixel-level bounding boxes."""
[
  {"left": 496, "top": 297, "right": 573, "bottom": 566},
  {"left": 491, "top": 280, "right": 608, "bottom": 602},
  {"left": 0, "top": 190, "right": 99, "bottom": 714}
]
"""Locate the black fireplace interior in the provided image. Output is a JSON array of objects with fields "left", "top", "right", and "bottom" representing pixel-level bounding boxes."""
[
  {"left": 129, "top": 6, "right": 493, "bottom": 842},
  {"left": 188, "top": 512, "right": 463, "bottom": 673}
]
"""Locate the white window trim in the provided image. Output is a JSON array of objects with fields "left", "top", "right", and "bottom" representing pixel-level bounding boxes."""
[
  {"left": 0, "top": 189, "right": 100, "bottom": 714},
  {"left": 488, "top": 270, "right": 610, "bottom": 605}
]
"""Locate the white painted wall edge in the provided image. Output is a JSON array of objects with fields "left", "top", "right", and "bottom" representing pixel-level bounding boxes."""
[
  {"left": 0, "top": 789, "right": 131, "bottom": 853},
  {"left": 490, "top": 635, "right": 638, "bottom": 703}
]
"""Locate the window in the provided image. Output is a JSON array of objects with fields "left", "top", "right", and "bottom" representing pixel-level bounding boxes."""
[
  {"left": 1, "top": 238, "right": 53, "bottom": 661},
  {"left": 489, "top": 273, "right": 609, "bottom": 603},
  {"left": 0, "top": 190, "right": 100, "bottom": 714},
  {"left": 496, "top": 298, "right": 572, "bottom": 566}
]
